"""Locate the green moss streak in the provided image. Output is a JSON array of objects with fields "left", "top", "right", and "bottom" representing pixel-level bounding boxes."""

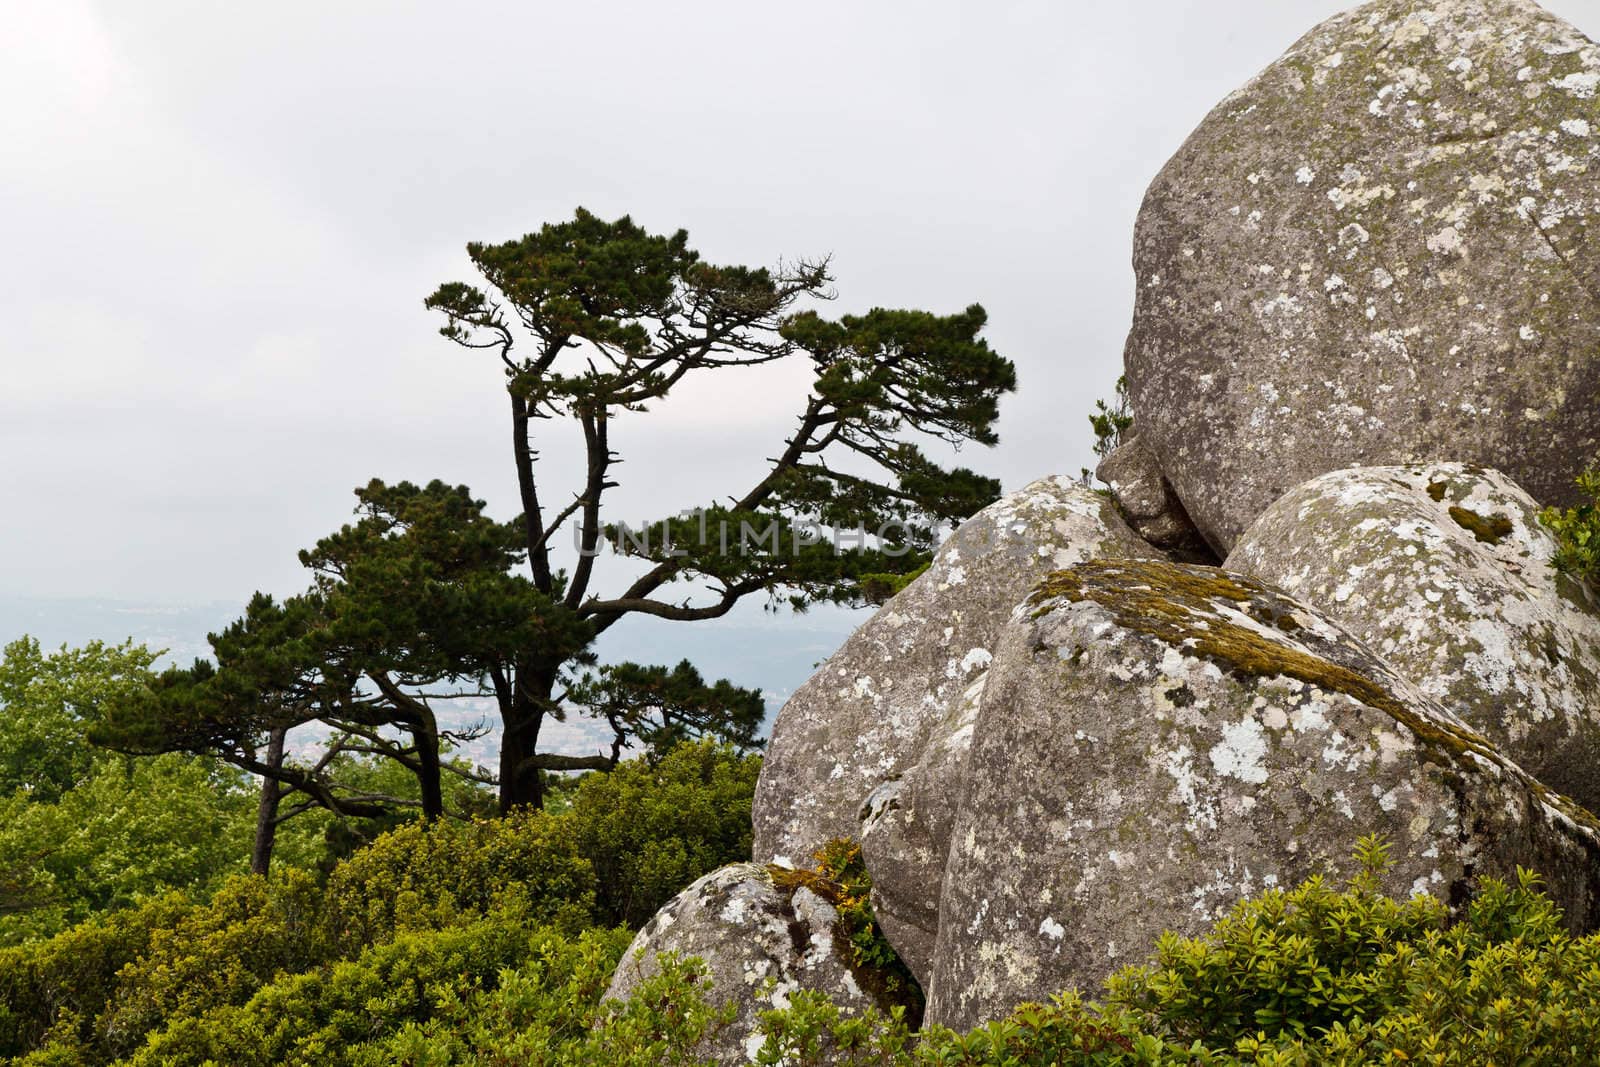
[
  {"left": 1028, "top": 559, "right": 1600, "bottom": 834},
  {"left": 1029, "top": 560, "right": 1493, "bottom": 762},
  {"left": 1448, "top": 506, "right": 1514, "bottom": 545}
]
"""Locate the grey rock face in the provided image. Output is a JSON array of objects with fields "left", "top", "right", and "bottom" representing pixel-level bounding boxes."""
[
  {"left": 751, "top": 477, "right": 1151, "bottom": 868},
  {"left": 1124, "top": 0, "right": 1600, "bottom": 554},
  {"left": 926, "top": 558, "right": 1600, "bottom": 1031},
  {"left": 604, "top": 863, "right": 883, "bottom": 1064},
  {"left": 1095, "top": 434, "right": 1212, "bottom": 560},
  {"left": 1227, "top": 462, "right": 1600, "bottom": 814},
  {"left": 856, "top": 667, "right": 987, "bottom": 985}
]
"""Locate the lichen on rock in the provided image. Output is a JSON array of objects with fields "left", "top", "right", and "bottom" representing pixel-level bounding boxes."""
[
  {"left": 1227, "top": 462, "right": 1600, "bottom": 816},
  {"left": 925, "top": 557, "right": 1600, "bottom": 1031},
  {"left": 1123, "top": 0, "right": 1600, "bottom": 553},
  {"left": 752, "top": 476, "right": 1152, "bottom": 868},
  {"left": 604, "top": 862, "right": 888, "bottom": 1064}
]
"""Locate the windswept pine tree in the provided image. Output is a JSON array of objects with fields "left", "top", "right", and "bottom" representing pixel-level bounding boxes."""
[{"left": 422, "top": 208, "right": 1016, "bottom": 809}]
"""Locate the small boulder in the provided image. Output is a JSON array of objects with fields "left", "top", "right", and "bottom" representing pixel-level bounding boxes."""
[
  {"left": 926, "top": 558, "right": 1600, "bottom": 1031},
  {"left": 1123, "top": 0, "right": 1600, "bottom": 553},
  {"left": 1095, "top": 434, "right": 1213, "bottom": 560},
  {"left": 752, "top": 477, "right": 1150, "bottom": 866},
  {"left": 604, "top": 863, "right": 886, "bottom": 1064},
  {"left": 1226, "top": 463, "right": 1600, "bottom": 816}
]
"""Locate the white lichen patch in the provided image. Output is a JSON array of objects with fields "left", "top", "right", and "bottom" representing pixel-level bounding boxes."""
[
  {"left": 1227, "top": 463, "right": 1600, "bottom": 818},
  {"left": 1209, "top": 718, "right": 1270, "bottom": 784}
]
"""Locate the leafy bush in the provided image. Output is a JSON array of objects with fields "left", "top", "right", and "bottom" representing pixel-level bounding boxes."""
[
  {"left": 0, "top": 754, "right": 260, "bottom": 946},
  {"left": 1541, "top": 467, "right": 1600, "bottom": 590},
  {"left": 0, "top": 638, "right": 280, "bottom": 947},
  {"left": 0, "top": 892, "right": 193, "bottom": 1062},
  {"left": 318, "top": 808, "right": 597, "bottom": 954},
  {"left": 97, "top": 870, "right": 325, "bottom": 1058},
  {"left": 1080, "top": 375, "right": 1133, "bottom": 486},
  {"left": 564, "top": 740, "right": 761, "bottom": 928},
  {"left": 124, "top": 897, "right": 632, "bottom": 1067},
  {"left": 743, "top": 836, "right": 1600, "bottom": 1065}
]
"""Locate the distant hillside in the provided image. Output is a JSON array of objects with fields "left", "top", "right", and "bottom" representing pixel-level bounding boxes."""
[{"left": 0, "top": 593, "right": 863, "bottom": 768}]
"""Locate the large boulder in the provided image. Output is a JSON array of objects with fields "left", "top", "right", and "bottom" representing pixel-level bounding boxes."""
[
  {"left": 1123, "top": 0, "right": 1600, "bottom": 554},
  {"left": 604, "top": 863, "right": 890, "bottom": 1064},
  {"left": 1227, "top": 462, "right": 1600, "bottom": 814},
  {"left": 751, "top": 477, "right": 1151, "bottom": 867},
  {"left": 926, "top": 558, "right": 1600, "bottom": 1031},
  {"left": 855, "top": 667, "right": 987, "bottom": 986}
]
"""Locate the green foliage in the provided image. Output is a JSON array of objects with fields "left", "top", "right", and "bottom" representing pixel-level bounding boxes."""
[
  {"left": 358, "top": 939, "right": 732, "bottom": 1067},
  {"left": 563, "top": 740, "right": 760, "bottom": 928},
  {"left": 0, "top": 742, "right": 758, "bottom": 1066},
  {"left": 1081, "top": 375, "right": 1134, "bottom": 485},
  {"left": 0, "top": 638, "right": 278, "bottom": 946},
  {"left": 318, "top": 809, "right": 597, "bottom": 955},
  {"left": 95, "top": 493, "right": 523, "bottom": 830},
  {"left": 0, "top": 892, "right": 193, "bottom": 1062},
  {"left": 857, "top": 561, "right": 931, "bottom": 606},
  {"left": 0, "top": 754, "right": 256, "bottom": 945},
  {"left": 123, "top": 901, "right": 628, "bottom": 1067},
  {"left": 738, "top": 835, "right": 1600, "bottom": 1065},
  {"left": 1089, "top": 376, "right": 1134, "bottom": 460},
  {"left": 1540, "top": 467, "right": 1600, "bottom": 589},
  {"left": 771, "top": 839, "right": 922, "bottom": 1021},
  {"left": 0, "top": 638, "right": 157, "bottom": 803},
  {"left": 565, "top": 661, "right": 765, "bottom": 763},
  {"left": 97, "top": 870, "right": 325, "bottom": 1057}
]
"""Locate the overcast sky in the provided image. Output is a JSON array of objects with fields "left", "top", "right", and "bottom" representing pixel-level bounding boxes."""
[{"left": 5, "top": 0, "right": 1596, "bottom": 612}]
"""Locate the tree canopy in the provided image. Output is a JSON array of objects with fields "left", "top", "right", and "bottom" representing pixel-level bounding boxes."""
[{"left": 422, "top": 207, "right": 1017, "bottom": 808}]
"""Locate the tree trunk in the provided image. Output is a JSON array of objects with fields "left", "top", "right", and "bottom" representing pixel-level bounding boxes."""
[
  {"left": 251, "top": 726, "right": 288, "bottom": 876},
  {"left": 498, "top": 665, "right": 552, "bottom": 812},
  {"left": 415, "top": 711, "right": 445, "bottom": 822},
  {"left": 510, "top": 391, "right": 554, "bottom": 594}
]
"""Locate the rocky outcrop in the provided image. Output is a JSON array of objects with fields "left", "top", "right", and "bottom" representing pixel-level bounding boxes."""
[
  {"left": 604, "top": 863, "right": 887, "bottom": 1064},
  {"left": 926, "top": 558, "right": 1600, "bottom": 1031},
  {"left": 616, "top": 4, "right": 1600, "bottom": 1050},
  {"left": 1227, "top": 463, "right": 1600, "bottom": 814},
  {"left": 1123, "top": 0, "right": 1600, "bottom": 553},
  {"left": 751, "top": 477, "right": 1151, "bottom": 867}
]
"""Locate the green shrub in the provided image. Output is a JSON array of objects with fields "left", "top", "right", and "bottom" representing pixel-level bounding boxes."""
[
  {"left": 97, "top": 870, "right": 325, "bottom": 1058},
  {"left": 738, "top": 836, "right": 1600, "bottom": 1065},
  {"left": 564, "top": 740, "right": 760, "bottom": 929},
  {"left": 1541, "top": 467, "right": 1600, "bottom": 590},
  {"left": 355, "top": 930, "right": 729, "bottom": 1066},
  {"left": 124, "top": 897, "right": 626, "bottom": 1067},
  {"left": 318, "top": 808, "right": 596, "bottom": 953},
  {"left": 0, "top": 892, "right": 193, "bottom": 1061}
]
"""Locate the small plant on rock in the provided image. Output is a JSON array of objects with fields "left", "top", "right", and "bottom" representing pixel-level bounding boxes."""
[{"left": 1540, "top": 467, "right": 1600, "bottom": 590}]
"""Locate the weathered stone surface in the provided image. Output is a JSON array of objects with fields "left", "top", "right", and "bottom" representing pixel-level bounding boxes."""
[
  {"left": 1095, "top": 434, "right": 1213, "bottom": 560},
  {"left": 1124, "top": 0, "right": 1600, "bottom": 554},
  {"left": 856, "top": 668, "right": 987, "bottom": 985},
  {"left": 926, "top": 558, "right": 1600, "bottom": 1031},
  {"left": 605, "top": 863, "right": 883, "bottom": 1064},
  {"left": 1227, "top": 462, "right": 1600, "bottom": 815},
  {"left": 751, "top": 477, "right": 1151, "bottom": 868}
]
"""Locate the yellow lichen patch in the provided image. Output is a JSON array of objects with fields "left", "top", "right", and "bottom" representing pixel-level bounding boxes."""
[
  {"left": 1026, "top": 560, "right": 1498, "bottom": 768},
  {"left": 1448, "top": 505, "right": 1514, "bottom": 544}
]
